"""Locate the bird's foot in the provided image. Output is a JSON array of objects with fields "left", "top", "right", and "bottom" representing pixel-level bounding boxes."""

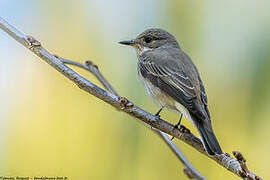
[
  {"left": 179, "top": 125, "right": 190, "bottom": 134},
  {"left": 171, "top": 124, "right": 181, "bottom": 141},
  {"left": 155, "top": 114, "right": 161, "bottom": 119},
  {"left": 154, "top": 107, "right": 164, "bottom": 118},
  {"left": 171, "top": 125, "right": 190, "bottom": 140},
  {"left": 171, "top": 114, "right": 183, "bottom": 140}
]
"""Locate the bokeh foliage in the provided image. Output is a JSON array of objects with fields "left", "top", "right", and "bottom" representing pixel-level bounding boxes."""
[{"left": 0, "top": 0, "right": 269, "bottom": 179}]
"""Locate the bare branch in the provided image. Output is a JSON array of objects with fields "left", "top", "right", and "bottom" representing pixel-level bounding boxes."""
[
  {"left": 60, "top": 57, "right": 205, "bottom": 180},
  {"left": 0, "top": 17, "right": 262, "bottom": 180},
  {"left": 154, "top": 129, "right": 204, "bottom": 179}
]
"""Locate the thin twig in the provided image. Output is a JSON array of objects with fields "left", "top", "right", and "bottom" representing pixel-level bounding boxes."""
[
  {"left": 154, "top": 129, "right": 203, "bottom": 179},
  {"left": 0, "top": 17, "right": 262, "bottom": 180},
  {"left": 56, "top": 57, "right": 118, "bottom": 95},
  {"left": 60, "top": 57, "right": 205, "bottom": 180}
]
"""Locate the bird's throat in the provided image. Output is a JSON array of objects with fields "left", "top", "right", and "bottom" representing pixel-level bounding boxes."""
[{"left": 136, "top": 45, "right": 152, "bottom": 56}]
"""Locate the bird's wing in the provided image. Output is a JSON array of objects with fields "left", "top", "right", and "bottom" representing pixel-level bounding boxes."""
[
  {"left": 139, "top": 49, "right": 223, "bottom": 155},
  {"left": 198, "top": 75, "right": 210, "bottom": 118},
  {"left": 138, "top": 51, "right": 207, "bottom": 120}
]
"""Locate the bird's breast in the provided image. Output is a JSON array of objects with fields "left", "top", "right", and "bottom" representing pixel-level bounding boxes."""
[
  {"left": 137, "top": 66, "right": 193, "bottom": 124},
  {"left": 138, "top": 70, "right": 177, "bottom": 111}
]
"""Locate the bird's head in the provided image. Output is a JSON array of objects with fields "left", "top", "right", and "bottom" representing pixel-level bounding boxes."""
[{"left": 119, "top": 28, "right": 179, "bottom": 55}]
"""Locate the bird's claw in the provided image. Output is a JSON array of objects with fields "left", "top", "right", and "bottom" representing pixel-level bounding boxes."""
[
  {"left": 155, "top": 113, "right": 161, "bottom": 119},
  {"left": 179, "top": 125, "right": 190, "bottom": 133}
]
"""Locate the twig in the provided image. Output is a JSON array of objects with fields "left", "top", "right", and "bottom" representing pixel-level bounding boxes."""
[
  {"left": 57, "top": 57, "right": 118, "bottom": 95},
  {"left": 0, "top": 17, "right": 262, "bottom": 180},
  {"left": 154, "top": 129, "right": 203, "bottom": 179},
  {"left": 59, "top": 57, "right": 205, "bottom": 180}
]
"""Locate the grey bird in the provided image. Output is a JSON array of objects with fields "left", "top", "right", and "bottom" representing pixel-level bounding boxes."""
[{"left": 119, "top": 28, "right": 222, "bottom": 155}]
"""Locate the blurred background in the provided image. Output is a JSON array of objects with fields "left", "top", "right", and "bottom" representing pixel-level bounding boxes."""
[{"left": 0, "top": 0, "right": 270, "bottom": 179}]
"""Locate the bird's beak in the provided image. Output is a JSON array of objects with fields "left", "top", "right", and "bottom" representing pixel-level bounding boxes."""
[{"left": 119, "top": 39, "right": 135, "bottom": 46}]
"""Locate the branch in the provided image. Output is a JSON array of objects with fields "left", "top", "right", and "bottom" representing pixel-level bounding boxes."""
[
  {"left": 0, "top": 17, "right": 262, "bottom": 180},
  {"left": 59, "top": 59, "right": 118, "bottom": 96},
  {"left": 59, "top": 57, "right": 205, "bottom": 180}
]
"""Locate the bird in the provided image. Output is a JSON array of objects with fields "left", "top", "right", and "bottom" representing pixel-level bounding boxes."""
[{"left": 119, "top": 28, "right": 222, "bottom": 155}]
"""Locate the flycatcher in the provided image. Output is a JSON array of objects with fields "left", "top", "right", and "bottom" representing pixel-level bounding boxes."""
[{"left": 119, "top": 28, "right": 222, "bottom": 155}]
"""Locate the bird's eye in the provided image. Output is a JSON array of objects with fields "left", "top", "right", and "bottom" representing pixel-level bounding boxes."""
[{"left": 144, "top": 37, "right": 152, "bottom": 43}]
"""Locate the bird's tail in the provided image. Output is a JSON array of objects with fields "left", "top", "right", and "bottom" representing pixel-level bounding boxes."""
[{"left": 193, "top": 117, "right": 223, "bottom": 155}]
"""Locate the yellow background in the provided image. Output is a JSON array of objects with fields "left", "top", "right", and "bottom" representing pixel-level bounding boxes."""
[{"left": 0, "top": 0, "right": 269, "bottom": 179}]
